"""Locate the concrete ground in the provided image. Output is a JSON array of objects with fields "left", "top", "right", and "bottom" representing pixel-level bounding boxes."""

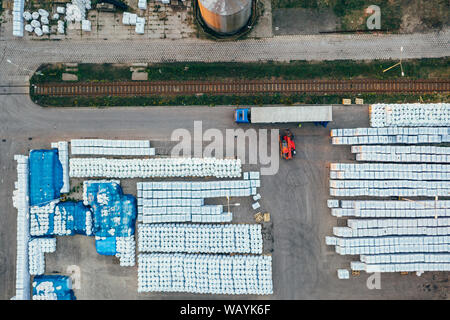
[{"left": 0, "top": 96, "right": 448, "bottom": 299}]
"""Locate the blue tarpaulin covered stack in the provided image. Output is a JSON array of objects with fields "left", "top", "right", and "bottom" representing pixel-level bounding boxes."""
[
  {"left": 95, "top": 237, "right": 117, "bottom": 256},
  {"left": 29, "top": 149, "right": 64, "bottom": 206},
  {"left": 84, "top": 181, "right": 136, "bottom": 255},
  {"left": 30, "top": 200, "right": 94, "bottom": 237},
  {"left": 32, "top": 275, "right": 76, "bottom": 300},
  {"left": 57, "top": 201, "right": 95, "bottom": 236}
]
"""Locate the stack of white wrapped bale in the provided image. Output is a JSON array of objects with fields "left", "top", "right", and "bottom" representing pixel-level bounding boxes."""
[
  {"left": 138, "top": 224, "right": 263, "bottom": 254},
  {"left": 28, "top": 238, "right": 57, "bottom": 275},
  {"left": 370, "top": 103, "right": 450, "bottom": 127},
  {"left": 71, "top": 139, "right": 155, "bottom": 156},
  {"left": 12, "top": 155, "right": 30, "bottom": 300},
  {"left": 116, "top": 236, "right": 136, "bottom": 267},
  {"left": 138, "top": 254, "right": 273, "bottom": 295},
  {"left": 13, "top": 0, "right": 25, "bottom": 37},
  {"left": 70, "top": 157, "right": 242, "bottom": 178}
]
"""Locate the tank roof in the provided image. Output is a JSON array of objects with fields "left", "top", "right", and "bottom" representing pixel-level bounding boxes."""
[{"left": 198, "top": 0, "right": 251, "bottom": 15}]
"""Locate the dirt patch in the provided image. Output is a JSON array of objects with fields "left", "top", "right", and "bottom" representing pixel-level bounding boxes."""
[{"left": 273, "top": 8, "right": 337, "bottom": 35}]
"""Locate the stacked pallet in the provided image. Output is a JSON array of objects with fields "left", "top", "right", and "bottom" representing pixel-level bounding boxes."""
[
  {"left": 370, "top": 103, "right": 450, "bottom": 127},
  {"left": 137, "top": 175, "right": 260, "bottom": 223},
  {"left": 352, "top": 145, "right": 450, "bottom": 163},
  {"left": 138, "top": 254, "right": 273, "bottom": 295},
  {"left": 69, "top": 157, "right": 242, "bottom": 178},
  {"left": 12, "top": 155, "right": 30, "bottom": 300},
  {"left": 71, "top": 139, "right": 155, "bottom": 156},
  {"left": 138, "top": 224, "right": 263, "bottom": 254},
  {"left": 330, "top": 127, "right": 450, "bottom": 145}
]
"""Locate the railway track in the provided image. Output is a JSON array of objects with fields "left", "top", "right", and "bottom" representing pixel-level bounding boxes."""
[{"left": 33, "top": 79, "right": 450, "bottom": 97}]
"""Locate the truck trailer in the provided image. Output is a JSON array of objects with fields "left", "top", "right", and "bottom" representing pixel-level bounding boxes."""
[{"left": 235, "top": 106, "right": 333, "bottom": 124}]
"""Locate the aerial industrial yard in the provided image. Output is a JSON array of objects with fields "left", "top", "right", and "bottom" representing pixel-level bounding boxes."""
[{"left": 0, "top": 0, "right": 449, "bottom": 305}]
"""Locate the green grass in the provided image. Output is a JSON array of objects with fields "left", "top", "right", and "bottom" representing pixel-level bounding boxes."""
[
  {"left": 31, "top": 58, "right": 450, "bottom": 84},
  {"left": 145, "top": 59, "right": 449, "bottom": 81},
  {"left": 271, "top": 0, "right": 401, "bottom": 31},
  {"left": 31, "top": 93, "right": 449, "bottom": 108},
  {"left": 31, "top": 63, "right": 132, "bottom": 84}
]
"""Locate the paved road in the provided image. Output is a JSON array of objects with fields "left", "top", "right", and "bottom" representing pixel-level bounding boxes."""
[{"left": 0, "top": 28, "right": 449, "bottom": 84}]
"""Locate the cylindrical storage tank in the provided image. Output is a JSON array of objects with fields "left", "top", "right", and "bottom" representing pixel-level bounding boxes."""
[{"left": 198, "top": 0, "right": 252, "bottom": 35}]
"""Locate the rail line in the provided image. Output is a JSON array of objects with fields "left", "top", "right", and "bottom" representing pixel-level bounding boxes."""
[{"left": 33, "top": 79, "right": 450, "bottom": 97}]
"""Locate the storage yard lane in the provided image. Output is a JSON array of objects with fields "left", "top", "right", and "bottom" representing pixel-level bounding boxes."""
[{"left": 0, "top": 94, "right": 448, "bottom": 299}]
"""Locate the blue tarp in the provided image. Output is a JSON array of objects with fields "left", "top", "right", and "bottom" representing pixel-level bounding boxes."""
[
  {"left": 32, "top": 275, "right": 76, "bottom": 300},
  {"left": 29, "top": 149, "right": 64, "bottom": 206},
  {"left": 95, "top": 237, "right": 117, "bottom": 256},
  {"left": 58, "top": 201, "right": 95, "bottom": 236},
  {"left": 31, "top": 201, "right": 94, "bottom": 237},
  {"left": 84, "top": 181, "right": 136, "bottom": 238}
]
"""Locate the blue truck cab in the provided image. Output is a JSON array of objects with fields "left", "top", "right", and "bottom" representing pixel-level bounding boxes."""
[{"left": 235, "top": 108, "right": 250, "bottom": 123}]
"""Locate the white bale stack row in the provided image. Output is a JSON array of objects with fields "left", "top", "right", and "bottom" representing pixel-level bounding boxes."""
[
  {"left": 370, "top": 103, "right": 450, "bottom": 127},
  {"left": 333, "top": 226, "right": 450, "bottom": 237},
  {"left": 71, "top": 139, "right": 155, "bottom": 156},
  {"left": 329, "top": 200, "right": 450, "bottom": 218},
  {"left": 13, "top": 0, "right": 25, "bottom": 37},
  {"left": 142, "top": 212, "right": 233, "bottom": 223},
  {"left": 70, "top": 157, "right": 242, "bottom": 178},
  {"left": 330, "top": 127, "right": 449, "bottom": 145},
  {"left": 329, "top": 235, "right": 449, "bottom": 254},
  {"left": 330, "top": 163, "right": 450, "bottom": 181},
  {"left": 360, "top": 253, "right": 450, "bottom": 264},
  {"left": 116, "top": 236, "right": 136, "bottom": 267},
  {"left": 138, "top": 224, "right": 263, "bottom": 254},
  {"left": 362, "top": 262, "right": 450, "bottom": 272},
  {"left": 51, "top": 141, "right": 70, "bottom": 193},
  {"left": 351, "top": 145, "right": 450, "bottom": 163},
  {"left": 12, "top": 155, "right": 30, "bottom": 300},
  {"left": 138, "top": 253, "right": 273, "bottom": 295},
  {"left": 28, "top": 238, "right": 57, "bottom": 275},
  {"left": 329, "top": 179, "right": 450, "bottom": 197}
]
